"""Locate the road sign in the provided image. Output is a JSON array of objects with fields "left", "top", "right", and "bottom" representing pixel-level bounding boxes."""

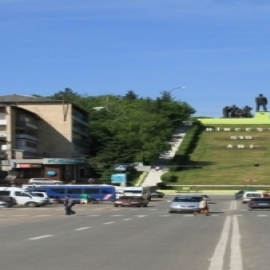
[
  {"left": 111, "top": 173, "right": 127, "bottom": 183},
  {"left": 114, "top": 164, "right": 128, "bottom": 171}
]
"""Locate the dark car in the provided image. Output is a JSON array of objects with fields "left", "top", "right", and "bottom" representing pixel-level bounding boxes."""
[
  {"left": 151, "top": 191, "right": 165, "bottom": 198},
  {"left": 248, "top": 198, "right": 270, "bottom": 210},
  {"left": 114, "top": 196, "right": 148, "bottom": 207},
  {"left": 0, "top": 196, "right": 17, "bottom": 208}
]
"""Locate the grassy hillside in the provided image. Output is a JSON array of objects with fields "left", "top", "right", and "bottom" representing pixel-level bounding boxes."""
[{"left": 163, "top": 124, "right": 270, "bottom": 185}]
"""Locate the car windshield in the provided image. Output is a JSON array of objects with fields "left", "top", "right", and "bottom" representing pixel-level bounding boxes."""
[{"left": 173, "top": 197, "right": 201, "bottom": 202}]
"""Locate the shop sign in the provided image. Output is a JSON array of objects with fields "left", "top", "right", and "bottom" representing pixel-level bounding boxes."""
[
  {"left": 31, "top": 164, "right": 42, "bottom": 168},
  {"left": 46, "top": 170, "right": 57, "bottom": 176},
  {"left": 43, "top": 158, "right": 86, "bottom": 164},
  {"left": 17, "top": 164, "right": 31, "bottom": 168}
]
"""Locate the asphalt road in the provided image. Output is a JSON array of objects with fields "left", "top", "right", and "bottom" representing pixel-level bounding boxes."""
[{"left": 0, "top": 195, "right": 269, "bottom": 270}]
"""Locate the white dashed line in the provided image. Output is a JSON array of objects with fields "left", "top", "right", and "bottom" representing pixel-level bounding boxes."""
[
  {"left": 257, "top": 215, "right": 267, "bottom": 217},
  {"left": 75, "top": 227, "right": 90, "bottom": 231},
  {"left": 123, "top": 218, "right": 132, "bottom": 221},
  {"left": 29, "top": 235, "right": 54, "bottom": 240},
  {"left": 103, "top": 222, "right": 115, "bottom": 225},
  {"left": 184, "top": 214, "right": 193, "bottom": 217},
  {"left": 110, "top": 215, "right": 123, "bottom": 217},
  {"left": 94, "top": 208, "right": 103, "bottom": 211},
  {"left": 35, "top": 215, "right": 51, "bottom": 217},
  {"left": 149, "top": 208, "right": 157, "bottom": 211},
  {"left": 159, "top": 215, "right": 171, "bottom": 217},
  {"left": 136, "top": 215, "right": 147, "bottom": 218},
  {"left": 208, "top": 216, "right": 231, "bottom": 270},
  {"left": 87, "top": 215, "right": 100, "bottom": 217}
]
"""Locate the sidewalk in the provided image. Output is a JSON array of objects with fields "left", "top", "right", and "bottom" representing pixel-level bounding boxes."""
[{"left": 141, "top": 123, "right": 191, "bottom": 187}]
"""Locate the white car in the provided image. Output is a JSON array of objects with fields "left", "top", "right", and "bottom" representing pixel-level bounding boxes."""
[
  {"left": 0, "top": 201, "right": 8, "bottom": 208},
  {"left": 28, "top": 178, "right": 63, "bottom": 185}
]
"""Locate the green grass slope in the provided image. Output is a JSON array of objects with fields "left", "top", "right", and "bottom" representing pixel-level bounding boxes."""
[{"left": 164, "top": 124, "right": 270, "bottom": 185}]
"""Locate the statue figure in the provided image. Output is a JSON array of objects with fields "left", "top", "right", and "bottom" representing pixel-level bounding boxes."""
[
  {"left": 230, "top": 105, "right": 239, "bottom": 118},
  {"left": 255, "top": 94, "right": 268, "bottom": 112},
  {"left": 222, "top": 106, "right": 231, "bottom": 118},
  {"left": 242, "top": 105, "right": 252, "bottom": 118}
]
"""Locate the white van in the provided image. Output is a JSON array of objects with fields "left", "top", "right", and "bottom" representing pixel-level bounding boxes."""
[
  {"left": 242, "top": 191, "right": 263, "bottom": 203},
  {"left": 123, "top": 187, "right": 151, "bottom": 201},
  {"left": 0, "top": 187, "right": 48, "bottom": 207}
]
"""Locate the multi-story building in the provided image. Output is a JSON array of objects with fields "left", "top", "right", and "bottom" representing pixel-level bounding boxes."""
[{"left": 0, "top": 95, "right": 90, "bottom": 183}]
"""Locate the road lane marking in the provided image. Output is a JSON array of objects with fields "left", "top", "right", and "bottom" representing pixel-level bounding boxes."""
[
  {"left": 110, "top": 215, "right": 123, "bottom": 217},
  {"left": 257, "top": 215, "right": 267, "bottom": 217},
  {"left": 87, "top": 215, "right": 100, "bottom": 217},
  {"left": 208, "top": 216, "right": 231, "bottom": 270},
  {"left": 149, "top": 208, "right": 157, "bottom": 210},
  {"left": 230, "top": 201, "right": 237, "bottom": 210},
  {"left": 123, "top": 218, "right": 132, "bottom": 221},
  {"left": 75, "top": 227, "right": 90, "bottom": 231},
  {"left": 230, "top": 215, "right": 243, "bottom": 270},
  {"left": 94, "top": 208, "right": 103, "bottom": 210},
  {"left": 159, "top": 215, "right": 171, "bottom": 217},
  {"left": 184, "top": 214, "right": 193, "bottom": 216},
  {"left": 103, "top": 222, "right": 115, "bottom": 225},
  {"left": 136, "top": 215, "right": 147, "bottom": 218},
  {"left": 35, "top": 215, "right": 51, "bottom": 217},
  {"left": 12, "top": 214, "right": 28, "bottom": 217},
  {"left": 29, "top": 235, "right": 54, "bottom": 240}
]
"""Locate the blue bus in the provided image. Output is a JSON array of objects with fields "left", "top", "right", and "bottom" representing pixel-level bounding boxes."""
[{"left": 26, "top": 185, "right": 116, "bottom": 203}]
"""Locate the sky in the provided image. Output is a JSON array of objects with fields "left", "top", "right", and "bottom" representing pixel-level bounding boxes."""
[{"left": 1, "top": 0, "right": 270, "bottom": 117}]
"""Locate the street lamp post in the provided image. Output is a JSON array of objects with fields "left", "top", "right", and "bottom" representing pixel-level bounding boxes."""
[{"left": 168, "top": 86, "right": 186, "bottom": 95}]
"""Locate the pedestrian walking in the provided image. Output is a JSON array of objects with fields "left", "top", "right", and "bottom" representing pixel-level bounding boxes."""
[
  {"left": 194, "top": 197, "right": 210, "bottom": 216},
  {"left": 79, "top": 192, "right": 89, "bottom": 206},
  {"left": 63, "top": 195, "right": 76, "bottom": 215}
]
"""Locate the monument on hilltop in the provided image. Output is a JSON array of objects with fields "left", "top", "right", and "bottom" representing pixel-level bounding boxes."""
[{"left": 255, "top": 94, "right": 268, "bottom": 112}]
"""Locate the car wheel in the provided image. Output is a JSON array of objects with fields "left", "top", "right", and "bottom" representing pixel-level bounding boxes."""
[
  {"left": 248, "top": 208, "right": 252, "bottom": 211},
  {"left": 143, "top": 204, "right": 147, "bottom": 207},
  {"left": 26, "top": 202, "right": 37, "bottom": 207},
  {"left": 114, "top": 204, "right": 118, "bottom": 207},
  {"left": 168, "top": 211, "right": 173, "bottom": 213}
]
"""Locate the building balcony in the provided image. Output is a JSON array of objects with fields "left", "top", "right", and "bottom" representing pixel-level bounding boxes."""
[
  {"left": 15, "top": 145, "right": 38, "bottom": 153},
  {"left": 16, "top": 121, "right": 37, "bottom": 130},
  {"left": 72, "top": 126, "right": 88, "bottom": 136},
  {"left": 0, "top": 131, "right": 7, "bottom": 138},
  {"left": 72, "top": 115, "right": 88, "bottom": 127},
  {"left": 0, "top": 150, "right": 7, "bottom": 160},
  {"left": 1, "top": 144, "right": 8, "bottom": 150},
  {"left": 73, "top": 138, "right": 89, "bottom": 148},
  {"left": 16, "top": 133, "right": 38, "bottom": 142},
  {"left": 0, "top": 119, "right": 7, "bottom": 125}
]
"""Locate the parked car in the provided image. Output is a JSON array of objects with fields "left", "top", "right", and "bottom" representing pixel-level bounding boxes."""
[
  {"left": 0, "top": 188, "right": 47, "bottom": 207},
  {"left": 114, "top": 196, "right": 148, "bottom": 207},
  {"left": 151, "top": 191, "right": 165, "bottom": 198},
  {"left": 29, "top": 192, "right": 51, "bottom": 204},
  {"left": 168, "top": 195, "right": 202, "bottom": 213},
  {"left": 248, "top": 198, "right": 270, "bottom": 210},
  {"left": 242, "top": 191, "right": 263, "bottom": 203},
  {"left": 0, "top": 195, "right": 17, "bottom": 208},
  {"left": 0, "top": 201, "right": 8, "bottom": 208},
  {"left": 235, "top": 190, "right": 257, "bottom": 200},
  {"left": 28, "top": 178, "right": 63, "bottom": 185}
]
